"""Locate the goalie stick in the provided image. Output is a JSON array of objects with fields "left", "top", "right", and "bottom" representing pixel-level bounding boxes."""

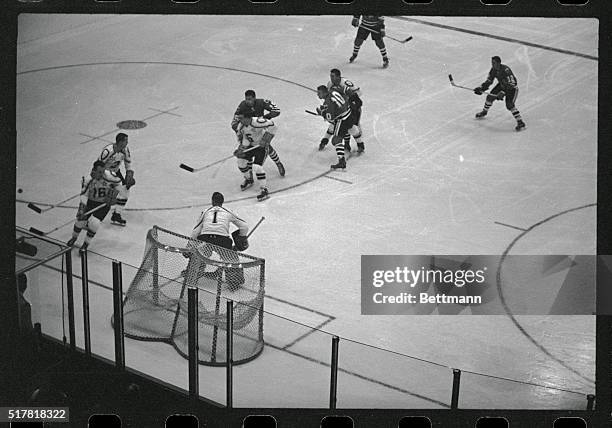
[
  {"left": 246, "top": 216, "right": 265, "bottom": 239},
  {"left": 232, "top": 216, "right": 265, "bottom": 251},
  {"left": 29, "top": 203, "right": 109, "bottom": 237},
  {"left": 448, "top": 74, "right": 493, "bottom": 96}
]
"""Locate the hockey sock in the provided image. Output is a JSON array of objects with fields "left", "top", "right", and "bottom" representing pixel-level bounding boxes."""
[
  {"left": 268, "top": 146, "right": 281, "bottom": 165},
  {"left": 71, "top": 225, "right": 82, "bottom": 238},
  {"left": 349, "top": 127, "right": 363, "bottom": 143},
  {"left": 253, "top": 164, "right": 267, "bottom": 189},
  {"left": 352, "top": 43, "right": 362, "bottom": 57},
  {"left": 375, "top": 40, "right": 388, "bottom": 60},
  {"left": 335, "top": 142, "right": 345, "bottom": 159},
  {"left": 238, "top": 163, "right": 250, "bottom": 179},
  {"left": 510, "top": 108, "right": 523, "bottom": 122},
  {"left": 85, "top": 217, "right": 101, "bottom": 244},
  {"left": 114, "top": 199, "right": 127, "bottom": 215},
  {"left": 483, "top": 101, "right": 493, "bottom": 111}
]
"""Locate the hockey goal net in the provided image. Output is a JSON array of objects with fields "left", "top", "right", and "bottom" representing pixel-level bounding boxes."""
[{"left": 118, "top": 225, "right": 265, "bottom": 366}]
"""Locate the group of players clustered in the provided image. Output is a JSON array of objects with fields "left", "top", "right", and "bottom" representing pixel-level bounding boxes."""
[{"left": 63, "top": 15, "right": 526, "bottom": 252}]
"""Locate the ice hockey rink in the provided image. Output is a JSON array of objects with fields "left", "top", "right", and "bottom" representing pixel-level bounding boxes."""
[{"left": 15, "top": 15, "right": 597, "bottom": 409}]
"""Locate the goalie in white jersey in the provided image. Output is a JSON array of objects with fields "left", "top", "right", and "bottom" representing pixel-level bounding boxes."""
[
  {"left": 187, "top": 192, "right": 249, "bottom": 290},
  {"left": 233, "top": 109, "right": 277, "bottom": 201},
  {"left": 98, "top": 132, "right": 135, "bottom": 226}
]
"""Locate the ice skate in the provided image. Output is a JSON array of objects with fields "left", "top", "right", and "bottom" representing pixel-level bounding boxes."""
[
  {"left": 349, "top": 54, "right": 357, "bottom": 63},
  {"left": 515, "top": 120, "right": 526, "bottom": 131},
  {"left": 319, "top": 138, "right": 328, "bottom": 151},
  {"left": 331, "top": 158, "right": 346, "bottom": 170},
  {"left": 356, "top": 143, "right": 365, "bottom": 154},
  {"left": 277, "top": 162, "right": 286, "bottom": 177},
  {"left": 257, "top": 188, "right": 270, "bottom": 202},
  {"left": 111, "top": 212, "right": 126, "bottom": 226},
  {"left": 475, "top": 110, "right": 488, "bottom": 119},
  {"left": 240, "top": 178, "right": 254, "bottom": 191},
  {"left": 66, "top": 237, "right": 77, "bottom": 247}
]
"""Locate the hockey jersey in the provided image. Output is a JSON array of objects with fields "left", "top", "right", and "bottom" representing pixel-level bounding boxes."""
[
  {"left": 231, "top": 98, "right": 280, "bottom": 131},
  {"left": 98, "top": 143, "right": 133, "bottom": 173},
  {"left": 80, "top": 173, "right": 117, "bottom": 204},
  {"left": 236, "top": 117, "right": 277, "bottom": 148},
  {"left": 191, "top": 206, "right": 249, "bottom": 238},
  {"left": 326, "top": 77, "right": 361, "bottom": 99},
  {"left": 319, "top": 90, "right": 351, "bottom": 124},
  {"left": 354, "top": 15, "right": 385, "bottom": 32},
  {"left": 481, "top": 64, "right": 518, "bottom": 91}
]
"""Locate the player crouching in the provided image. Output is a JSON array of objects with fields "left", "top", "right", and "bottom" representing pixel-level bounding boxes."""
[
  {"left": 66, "top": 160, "right": 119, "bottom": 251},
  {"left": 233, "top": 110, "right": 277, "bottom": 201}
]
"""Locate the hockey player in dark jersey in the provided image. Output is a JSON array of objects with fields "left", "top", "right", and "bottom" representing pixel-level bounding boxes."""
[
  {"left": 473, "top": 56, "right": 526, "bottom": 131},
  {"left": 316, "top": 85, "right": 364, "bottom": 170},
  {"left": 231, "top": 90, "right": 286, "bottom": 177},
  {"left": 349, "top": 15, "right": 389, "bottom": 68},
  {"left": 327, "top": 68, "right": 364, "bottom": 154}
]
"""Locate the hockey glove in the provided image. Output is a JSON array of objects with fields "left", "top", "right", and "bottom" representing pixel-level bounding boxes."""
[
  {"left": 496, "top": 90, "right": 506, "bottom": 101},
  {"left": 261, "top": 131, "right": 274, "bottom": 147},
  {"left": 125, "top": 170, "right": 136, "bottom": 189},
  {"left": 474, "top": 87, "right": 484, "bottom": 95},
  {"left": 351, "top": 17, "right": 359, "bottom": 27},
  {"left": 232, "top": 230, "right": 249, "bottom": 251},
  {"left": 233, "top": 147, "right": 249, "bottom": 159}
]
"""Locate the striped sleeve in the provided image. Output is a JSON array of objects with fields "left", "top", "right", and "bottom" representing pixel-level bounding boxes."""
[{"left": 226, "top": 208, "right": 249, "bottom": 236}]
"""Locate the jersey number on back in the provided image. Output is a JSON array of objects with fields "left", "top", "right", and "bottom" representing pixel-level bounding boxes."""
[{"left": 331, "top": 91, "right": 345, "bottom": 107}]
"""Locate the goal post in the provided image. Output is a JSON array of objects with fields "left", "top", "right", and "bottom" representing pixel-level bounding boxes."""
[{"left": 116, "top": 225, "right": 265, "bottom": 366}]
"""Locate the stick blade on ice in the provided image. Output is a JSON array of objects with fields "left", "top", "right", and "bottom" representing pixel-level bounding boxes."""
[
  {"left": 180, "top": 163, "right": 195, "bottom": 172},
  {"left": 27, "top": 202, "right": 42, "bottom": 213},
  {"left": 29, "top": 227, "right": 44, "bottom": 236}
]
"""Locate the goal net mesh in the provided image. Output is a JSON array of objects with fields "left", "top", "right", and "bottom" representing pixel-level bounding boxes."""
[{"left": 118, "top": 225, "right": 265, "bottom": 365}]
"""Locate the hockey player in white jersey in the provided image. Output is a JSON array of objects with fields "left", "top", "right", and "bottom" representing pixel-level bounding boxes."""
[
  {"left": 66, "top": 160, "right": 119, "bottom": 250},
  {"left": 98, "top": 132, "right": 135, "bottom": 226},
  {"left": 233, "top": 109, "right": 277, "bottom": 201}
]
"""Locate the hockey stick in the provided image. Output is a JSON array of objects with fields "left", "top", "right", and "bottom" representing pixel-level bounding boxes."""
[
  {"left": 232, "top": 216, "right": 265, "bottom": 251},
  {"left": 247, "top": 216, "right": 265, "bottom": 239},
  {"left": 387, "top": 35, "right": 413, "bottom": 44},
  {"left": 305, "top": 110, "right": 319, "bottom": 116},
  {"left": 367, "top": 28, "right": 412, "bottom": 44},
  {"left": 27, "top": 192, "right": 81, "bottom": 214},
  {"left": 448, "top": 74, "right": 493, "bottom": 96},
  {"left": 180, "top": 144, "right": 262, "bottom": 173},
  {"left": 180, "top": 155, "right": 234, "bottom": 173},
  {"left": 29, "top": 203, "right": 109, "bottom": 237}
]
